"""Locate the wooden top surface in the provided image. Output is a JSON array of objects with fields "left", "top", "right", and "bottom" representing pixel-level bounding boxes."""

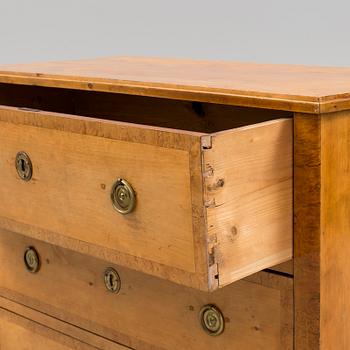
[{"left": 1, "top": 56, "right": 350, "bottom": 113}]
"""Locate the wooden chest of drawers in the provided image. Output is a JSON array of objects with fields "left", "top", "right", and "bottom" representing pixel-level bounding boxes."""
[{"left": 0, "top": 57, "right": 349, "bottom": 349}]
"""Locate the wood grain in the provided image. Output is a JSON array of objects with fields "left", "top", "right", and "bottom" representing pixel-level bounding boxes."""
[
  {"left": 294, "top": 113, "right": 321, "bottom": 349},
  {"left": 294, "top": 110, "right": 350, "bottom": 349},
  {"left": 0, "top": 318, "right": 77, "bottom": 350},
  {"left": 1, "top": 57, "right": 350, "bottom": 113},
  {"left": 0, "top": 105, "right": 209, "bottom": 291},
  {"left": 0, "top": 302, "right": 131, "bottom": 350},
  {"left": 244, "top": 272, "right": 294, "bottom": 348},
  {"left": 0, "top": 105, "right": 293, "bottom": 290},
  {"left": 320, "top": 111, "right": 350, "bottom": 349},
  {"left": 269, "top": 260, "right": 294, "bottom": 275},
  {"left": 0, "top": 118, "right": 196, "bottom": 272},
  {"left": 0, "top": 229, "right": 293, "bottom": 350},
  {"left": 203, "top": 119, "right": 293, "bottom": 287}
]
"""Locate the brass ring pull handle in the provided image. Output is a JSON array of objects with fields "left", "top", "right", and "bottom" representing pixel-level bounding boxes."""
[
  {"left": 111, "top": 178, "right": 136, "bottom": 214},
  {"left": 199, "top": 304, "right": 225, "bottom": 336},
  {"left": 24, "top": 247, "right": 40, "bottom": 273}
]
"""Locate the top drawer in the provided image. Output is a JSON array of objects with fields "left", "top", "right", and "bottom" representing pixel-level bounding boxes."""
[{"left": 0, "top": 97, "right": 292, "bottom": 291}]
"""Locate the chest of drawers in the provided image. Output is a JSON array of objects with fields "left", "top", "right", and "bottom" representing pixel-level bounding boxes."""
[{"left": 0, "top": 57, "right": 349, "bottom": 349}]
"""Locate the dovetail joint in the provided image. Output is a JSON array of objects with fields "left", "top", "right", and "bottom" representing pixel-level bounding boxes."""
[
  {"left": 203, "top": 163, "right": 214, "bottom": 178},
  {"left": 208, "top": 251, "right": 215, "bottom": 267},
  {"left": 201, "top": 135, "right": 212, "bottom": 149},
  {"left": 204, "top": 198, "right": 216, "bottom": 208}
]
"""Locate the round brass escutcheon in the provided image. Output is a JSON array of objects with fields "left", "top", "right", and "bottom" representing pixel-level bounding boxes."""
[
  {"left": 15, "top": 151, "right": 33, "bottom": 181},
  {"left": 24, "top": 247, "right": 40, "bottom": 273},
  {"left": 199, "top": 304, "right": 225, "bottom": 336},
  {"left": 111, "top": 178, "right": 136, "bottom": 214},
  {"left": 104, "top": 267, "right": 121, "bottom": 293}
]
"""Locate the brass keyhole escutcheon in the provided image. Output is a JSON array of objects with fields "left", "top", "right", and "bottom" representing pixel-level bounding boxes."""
[
  {"left": 24, "top": 247, "right": 40, "bottom": 273},
  {"left": 199, "top": 305, "right": 225, "bottom": 336},
  {"left": 16, "top": 151, "right": 33, "bottom": 181},
  {"left": 111, "top": 178, "right": 136, "bottom": 214},
  {"left": 104, "top": 267, "right": 121, "bottom": 293}
]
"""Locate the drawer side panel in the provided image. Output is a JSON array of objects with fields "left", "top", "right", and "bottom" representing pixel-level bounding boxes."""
[{"left": 203, "top": 119, "right": 293, "bottom": 287}]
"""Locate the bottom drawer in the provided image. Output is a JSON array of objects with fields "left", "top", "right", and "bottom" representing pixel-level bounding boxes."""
[
  {"left": 0, "top": 300, "right": 129, "bottom": 350},
  {"left": 0, "top": 316, "right": 74, "bottom": 350},
  {"left": 0, "top": 229, "right": 293, "bottom": 350}
]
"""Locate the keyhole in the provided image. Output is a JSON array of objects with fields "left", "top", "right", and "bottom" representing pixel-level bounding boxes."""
[
  {"left": 104, "top": 267, "right": 121, "bottom": 293},
  {"left": 109, "top": 273, "right": 114, "bottom": 287},
  {"left": 15, "top": 152, "right": 33, "bottom": 181},
  {"left": 20, "top": 159, "right": 26, "bottom": 172}
]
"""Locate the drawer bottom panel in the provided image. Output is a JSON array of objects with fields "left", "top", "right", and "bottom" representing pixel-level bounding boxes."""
[{"left": 0, "top": 229, "right": 293, "bottom": 350}]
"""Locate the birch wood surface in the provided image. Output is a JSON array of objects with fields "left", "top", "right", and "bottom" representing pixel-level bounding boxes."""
[
  {"left": 0, "top": 229, "right": 293, "bottom": 350},
  {"left": 2, "top": 57, "right": 350, "bottom": 113}
]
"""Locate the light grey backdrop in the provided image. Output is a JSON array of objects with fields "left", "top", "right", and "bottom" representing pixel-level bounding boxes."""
[{"left": 1, "top": 0, "right": 349, "bottom": 66}]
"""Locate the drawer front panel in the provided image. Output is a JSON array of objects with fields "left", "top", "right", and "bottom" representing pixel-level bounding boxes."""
[
  {"left": 0, "top": 318, "right": 75, "bottom": 350},
  {"left": 0, "top": 301, "right": 130, "bottom": 350},
  {"left": 0, "top": 119, "right": 197, "bottom": 273},
  {"left": 0, "top": 230, "right": 293, "bottom": 350}
]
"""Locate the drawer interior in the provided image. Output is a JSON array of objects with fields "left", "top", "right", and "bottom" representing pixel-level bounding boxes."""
[{"left": 0, "top": 83, "right": 292, "bottom": 133}]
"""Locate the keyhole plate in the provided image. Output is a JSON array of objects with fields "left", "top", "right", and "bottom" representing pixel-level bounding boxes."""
[
  {"left": 199, "top": 305, "right": 225, "bottom": 336},
  {"left": 16, "top": 151, "right": 33, "bottom": 181},
  {"left": 104, "top": 267, "right": 121, "bottom": 293}
]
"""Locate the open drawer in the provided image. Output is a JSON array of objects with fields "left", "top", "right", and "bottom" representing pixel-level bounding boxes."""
[{"left": 0, "top": 86, "right": 292, "bottom": 291}]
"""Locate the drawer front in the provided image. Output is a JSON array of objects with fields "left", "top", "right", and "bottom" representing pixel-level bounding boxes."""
[
  {"left": 0, "top": 318, "right": 75, "bottom": 350},
  {"left": 0, "top": 106, "right": 208, "bottom": 290},
  {"left": 0, "top": 301, "right": 130, "bottom": 350},
  {"left": 0, "top": 230, "right": 293, "bottom": 350},
  {"left": 0, "top": 106, "right": 292, "bottom": 290},
  {"left": 0, "top": 119, "right": 196, "bottom": 272}
]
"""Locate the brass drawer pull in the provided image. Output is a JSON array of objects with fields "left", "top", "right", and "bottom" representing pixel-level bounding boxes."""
[
  {"left": 111, "top": 178, "right": 136, "bottom": 214},
  {"left": 104, "top": 267, "right": 121, "bottom": 293},
  {"left": 199, "top": 305, "right": 225, "bottom": 336},
  {"left": 15, "top": 151, "right": 33, "bottom": 181},
  {"left": 24, "top": 247, "right": 40, "bottom": 273}
]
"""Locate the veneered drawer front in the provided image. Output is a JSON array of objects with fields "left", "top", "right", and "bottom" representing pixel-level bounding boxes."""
[
  {"left": 0, "top": 300, "right": 131, "bottom": 350},
  {"left": 0, "top": 106, "right": 205, "bottom": 289},
  {"left": 0, "top": 230, "right": 293, "bottom": 350},
  {"left": 0, "top": 116, "right": 196, "bottom": 272},
  {"left": 0, "top": 318, "right": 76, "bottom": 350},
  {"left": 0, "top": 106, "right": 292, "bottom": 290}
]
